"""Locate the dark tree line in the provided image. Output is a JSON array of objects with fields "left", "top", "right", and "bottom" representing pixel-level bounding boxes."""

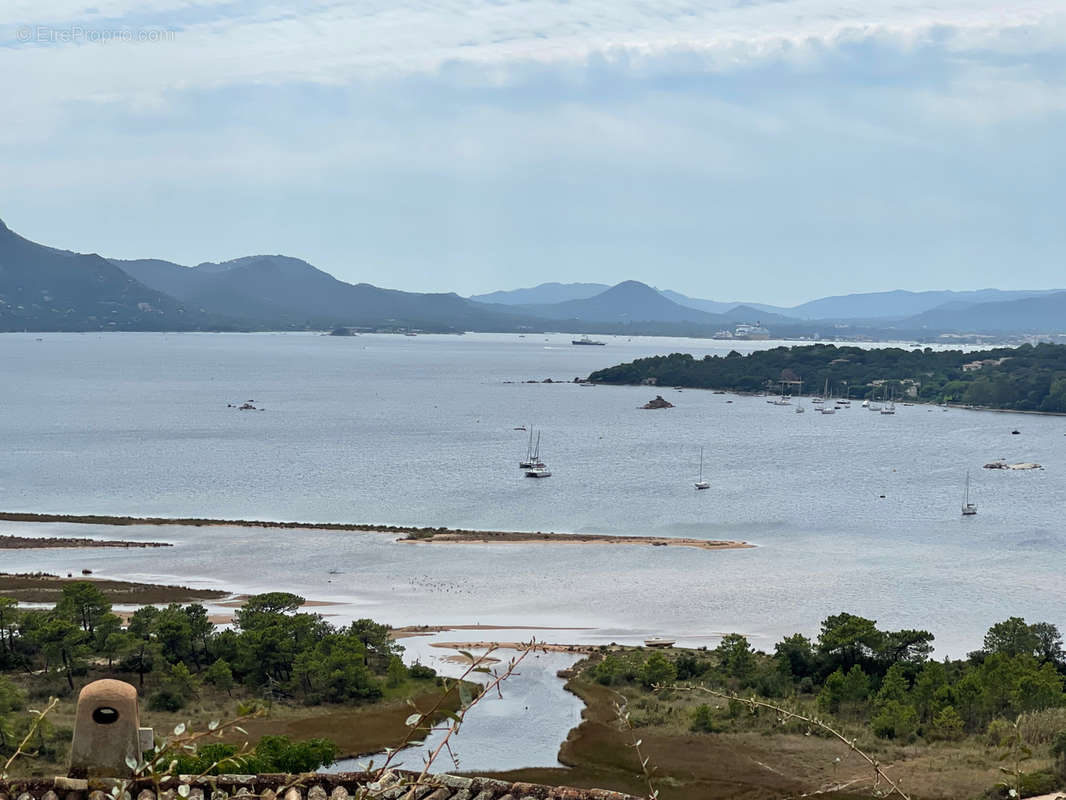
[
  {"left": 0, "top": 585, "right": 433, "bottom": 719},
  {"left": 588, "top": 342, "right": 1066, "bottom": 412},
  {"left": 592, "top": 612, "right": 1065, "bottom": 744}
]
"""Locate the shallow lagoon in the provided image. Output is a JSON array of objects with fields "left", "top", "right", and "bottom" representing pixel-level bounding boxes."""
[{"left": 2, "top": 332, "right": 1064, "bottom": 768}]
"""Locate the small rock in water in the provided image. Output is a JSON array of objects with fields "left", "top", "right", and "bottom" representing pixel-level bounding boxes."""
[{"left": 641, "top": 395, "right": 675, "bottom": 409}]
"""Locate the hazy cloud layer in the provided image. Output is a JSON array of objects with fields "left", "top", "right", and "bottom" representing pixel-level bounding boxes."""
[{"left": 2, "top": 1, "right": 1064, "bottom": 302}]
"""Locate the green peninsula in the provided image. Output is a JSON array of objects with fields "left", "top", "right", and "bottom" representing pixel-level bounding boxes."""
[{"left": 588, "top": 342, "right": 1066, "bottom": 412}]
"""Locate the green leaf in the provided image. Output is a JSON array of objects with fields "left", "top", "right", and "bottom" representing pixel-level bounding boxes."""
[
  {"left": 173, "top": 723, "right": 186, "bottom": 736},
  {"left": 459, "top": 684, "right": 472, "bottom": 706},
  {"left": 125, "top": 756, "right": 139, "bottom": 771},
  {"left": 177, "top": 786, "right": 190, "bottom": 798},
  {"left": 208, "top": 720, "right": 219, "bottom": 731},
  {"left": 405, "top": 713, "right": 422, "bottom": 727}
]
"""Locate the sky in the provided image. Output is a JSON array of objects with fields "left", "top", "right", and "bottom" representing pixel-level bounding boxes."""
[{"left": 2, "top": 1, "right": 1065, "bottom": 305}]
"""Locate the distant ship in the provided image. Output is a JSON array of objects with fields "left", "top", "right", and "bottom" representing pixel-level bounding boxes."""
[
  {"left": 572, "top": 335, "right": 606, "bottom": 346},
  {"left": 715, "top": 323, "right": 770, "bottom": 340},
  {"left": 733, "top": 322, "right": 771, "bottom": 341}
]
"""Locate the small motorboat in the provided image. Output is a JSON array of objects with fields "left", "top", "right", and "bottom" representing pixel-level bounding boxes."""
[{"left": 644, "top": 637, "right": 676, "bottom": 648}]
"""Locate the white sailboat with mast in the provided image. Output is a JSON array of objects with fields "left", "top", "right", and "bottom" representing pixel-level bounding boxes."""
[
  {"left": 524, "top": 431, "right": 551, "bottom": 477},
  {"left": 519, "top": 426, "right": 545, "bottom": 469},
  {"left": 695, "top": 447, "right": 710, "bottom": 490},
  {"left": 962, "top": 471, "right": 977, "bottom": 516},
  {"left": 818, "top": 378, "right": 835, "bottom": 414},
  {"left": 880, "top": 387, "right": 896, "bottom": 415}
]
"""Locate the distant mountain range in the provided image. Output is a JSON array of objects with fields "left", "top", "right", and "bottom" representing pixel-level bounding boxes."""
[
  {"left": 476, "top": 282, "right": 1065, "bottom": 323},
  {"left": 780, "top": 288, "right": 1065, "bottom": 320},
  {"left": 507, "top": 281, "right": 731, "bottom": 325},
  {"left": 906, "top": 291, "right": 1066, "bottom": 333},
  {"left": 115, "top": 255, "right": 516, "bottom": 330},
  {"left": 0, "top": 219, "right": 212, "bottom": 331},
  {"left": 469, "top": 282, "right": 611, "bottom": 305},
  {"left": 1, "top": 219, "right": 1063, "bottom": 335}
]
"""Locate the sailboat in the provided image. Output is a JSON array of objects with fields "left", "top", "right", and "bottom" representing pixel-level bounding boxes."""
[
  {"left": 868, "top": 386, "right": 882, "bottom": 411},
  {"left": 524, "top": 432, "right": 551, "bottom": 477},
  {"left": 962, "top": 471, "right": 977, "bottom": 516},
  {"left": 694, "top": 447, "right": 710, "bottom": 490},
  {"left": 519, "top": 427, "right": 545, "bottom": 469},
  {"left": 880, "top": 388, "right": 896, "bottom": 415},
  {"left": 818, "top": 379, "right": 835, "bottom": 413}
]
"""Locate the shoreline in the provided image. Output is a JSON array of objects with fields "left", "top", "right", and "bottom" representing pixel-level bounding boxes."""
[
  {"left": 0, "top": 512, "right": 753, "bottom": 551},
  {"left": 431, "top": 640, "right": 611, "bottom": 656},
  {"left": 0, "top": 534, "right": 171, "bottom": 549},
  {"left": 391, "top": 623, "right": 595, "bottom": 640},
  {"left": 588, "top": 381, "right": 1066, "bottom": 418},
  {"left": 0, "top": 572, "right": 228, "bottom": 604},
  {"left": 400, "top": 530, "right": 751, "bottom": 550}
]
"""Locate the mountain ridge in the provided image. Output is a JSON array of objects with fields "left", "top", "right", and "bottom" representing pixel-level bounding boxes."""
[
  {"left": 3, "top": 219, "right": 1064, "bottom": 335},
  {"left": 0, "top": 221, "right": 211, "bottom": 331}
]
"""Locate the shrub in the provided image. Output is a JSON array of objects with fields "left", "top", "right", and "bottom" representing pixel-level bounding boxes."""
[
  {"left": 690, "top": 704, "right": 718, "bottom": 733},
  {"left": 148, "top": 689, "right": 185, "bottom": 712},
  {"left": 927, "top": 705, "right": 965, "bottom": 742},
  {"left": 409, "top": 662, "right": 437, "bottom": 680},
  {"left": 204, "top": 659, "right": 235, "bottom": 694},
  {"left": 0, "top": 677, "right": 25, "bottom": 712},
  {"left": 640, "top": 653, "right": 678, "bottom": 689},
  {"left": 675, "top": 654, "right": 710, "bottom": 681},
  {"left": 1019, "top": 769, "right": 1059, "bottom": 797},
  {"left": 593, "top": 655, "right": 626, "bottom": 686},
  {"left": 871, "top": 700, "right": 919, "bottom": 742},
  {"left": 386, "top": 656, "right": 407, "bottom": 688},
  {"left": 1052, "top": 730, "right": 1066, "bottom": 779},
  {"left": 174, "top": 735, "right": 338, "bottom": 775},
  {"left": 986, "top": 718, "right": 1015, "bottom": 748}
]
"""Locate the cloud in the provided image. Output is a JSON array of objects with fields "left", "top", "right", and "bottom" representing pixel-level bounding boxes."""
[
  {"left": 4, "top": 1, "right": 1065, "bottom": 92},
  {"left": 1, "top": 1, "right": 1065, "bottom": 302}
]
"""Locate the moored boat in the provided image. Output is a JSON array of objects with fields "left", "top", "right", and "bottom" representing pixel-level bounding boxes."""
[
  {"left": 962, "top": 471, "right": 977, "bottom": 516},
  {"left": 695, "top": 446, "right": 710, "bottom": 490},
  {"left": 644, "top": 637, "right": 676, "bottom": 648}
]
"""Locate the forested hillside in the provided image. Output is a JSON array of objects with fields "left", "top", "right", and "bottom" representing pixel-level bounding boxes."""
[{"left": 588, "top": 343, "right": 1066, "bottom": 412}]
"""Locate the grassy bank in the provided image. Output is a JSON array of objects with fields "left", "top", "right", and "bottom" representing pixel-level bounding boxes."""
[
  {"left": 0, "top": 572, "right": 228, "bottom": 604},
  {"left": 483, "top": 652, "right": 1062, "bottom": 800}
]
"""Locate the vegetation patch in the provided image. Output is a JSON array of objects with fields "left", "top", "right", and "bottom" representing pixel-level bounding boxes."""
[{"left": 588, "top": 342, "right": 1066, "bottom": 412}]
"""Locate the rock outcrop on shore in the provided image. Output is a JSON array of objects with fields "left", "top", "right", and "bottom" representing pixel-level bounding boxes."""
[{"left": 641, "top": 394, "right": 674, "bottom": 409}]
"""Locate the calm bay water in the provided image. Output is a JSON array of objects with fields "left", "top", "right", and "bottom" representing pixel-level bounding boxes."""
[{"left": 2, "top": 331, "right": 1064, "bottom": 769}]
